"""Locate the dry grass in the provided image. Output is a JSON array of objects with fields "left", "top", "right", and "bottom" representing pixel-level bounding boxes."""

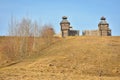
[{"left": 0, "top": 36, "right": 120, "bottom": 80}]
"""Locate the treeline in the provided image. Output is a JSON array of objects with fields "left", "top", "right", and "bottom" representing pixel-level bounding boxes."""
[{"left": 2, "top": 17, "right": 55, "bottom": 62}]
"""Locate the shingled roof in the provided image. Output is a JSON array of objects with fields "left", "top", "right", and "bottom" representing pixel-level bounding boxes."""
[
  {"left": 60, "top": 16, "right": 70, "bottom": 24},
  {"left": 98, "top": 16, "right": 108, "bottom": 25}
]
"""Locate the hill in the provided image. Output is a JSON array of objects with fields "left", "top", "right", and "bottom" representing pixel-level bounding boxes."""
[{"left": 0, "top": 36, "right": 120, "bottom": 80}]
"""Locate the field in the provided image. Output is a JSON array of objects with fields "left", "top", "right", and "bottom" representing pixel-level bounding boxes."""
[{"left": 0, "top": 36, "right": 120, "bottom": 80}]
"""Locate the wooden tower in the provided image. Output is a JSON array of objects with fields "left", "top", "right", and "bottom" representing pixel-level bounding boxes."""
[{"left": 98, "top": 16, "right": 111, "bottom": 36}]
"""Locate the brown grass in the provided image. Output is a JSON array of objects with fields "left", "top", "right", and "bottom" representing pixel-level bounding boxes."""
[{"left": 0, "top": 36, "right": 120, "bottom": 80}]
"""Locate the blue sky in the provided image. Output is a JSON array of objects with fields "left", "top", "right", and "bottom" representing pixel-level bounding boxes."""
[{"left": 0, "top": 0, "right": 120, "bottom": 36}]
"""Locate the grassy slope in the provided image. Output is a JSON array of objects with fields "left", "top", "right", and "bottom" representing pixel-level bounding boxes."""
[{"left": 0, "top": 36, "right": 120, "bottom": 80}]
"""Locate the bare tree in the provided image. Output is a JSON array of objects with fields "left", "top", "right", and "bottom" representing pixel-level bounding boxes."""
[
  {"left": 7, "top": 16, "right": 55, "bottom": 61},
  {"left": 8, "top": 17, "right": 33, "bottom": 59},
  {"left": 41, "top": 24, "right": 55, "bottom": 46},
  {"left": 31, "top": 21, "right": 40, "bottom": 52}
]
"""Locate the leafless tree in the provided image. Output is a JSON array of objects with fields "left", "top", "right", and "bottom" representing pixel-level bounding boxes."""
[
  {"left": 40, "top": 24, "right": 55, "bottom": 46},
  {"left": 7, "top": 16, "right": 55, "bottom": 61},
  {"left": 8, "top": 17, "right": 33, "bottom": 59}
]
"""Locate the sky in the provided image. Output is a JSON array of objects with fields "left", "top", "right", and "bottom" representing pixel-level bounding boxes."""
[{"left": 0, "top": 0, "right": 120, "bottom": 36}]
